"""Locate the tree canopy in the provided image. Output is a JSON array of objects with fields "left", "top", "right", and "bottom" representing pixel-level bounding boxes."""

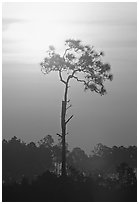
[{"left": 40, "top": 39, "right": 113, "bottom": 95}]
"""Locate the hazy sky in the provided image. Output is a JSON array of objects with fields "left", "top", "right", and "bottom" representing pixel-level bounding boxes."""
[{"left": 2, "top": 2, "right": 137, "bottom": 153}]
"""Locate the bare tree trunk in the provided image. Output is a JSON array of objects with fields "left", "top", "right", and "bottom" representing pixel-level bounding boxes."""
[{"left": 61, "top": 84, "right": 68, "bottom": 177}]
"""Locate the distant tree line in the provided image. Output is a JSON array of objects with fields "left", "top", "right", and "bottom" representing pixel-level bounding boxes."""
[
  {"left": 2, "top": 135, "right": 137, "bottom": 201},
  {"left": 2, "top": 135, "right": 136, "bottom": 183}
]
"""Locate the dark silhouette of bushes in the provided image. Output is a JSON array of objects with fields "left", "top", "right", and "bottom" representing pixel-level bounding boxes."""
[
  {"left": 2, "top": 136, "right": 137, "bottom": 201},
  {"left": 3, "top": 168, "right": 136, "bottom": 202},
  {"left": 2, "top": 136, "right": 55, "bottom": 183}
]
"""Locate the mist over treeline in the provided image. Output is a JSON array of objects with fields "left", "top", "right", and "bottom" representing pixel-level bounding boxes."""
[
  {"left": 2, "top": 135, "right": 137, "bottom": 201},
  {"left": 3, "top": 135, "right": 137, "bottom": 183}
]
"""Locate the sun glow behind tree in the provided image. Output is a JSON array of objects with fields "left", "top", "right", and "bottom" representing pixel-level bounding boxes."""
[
  {"left": 3, "top": 2, "right": 136, "bottom": 64},
  {"left": 3, "top": 3, "right": 102, "bottom": 63},
  {"left": 2, "top": 2, "right": 137, "bottom": 153}
]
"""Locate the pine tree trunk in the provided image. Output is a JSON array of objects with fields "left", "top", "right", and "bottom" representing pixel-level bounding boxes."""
[{"left": 61, "top": 84, "right": 68, "bottom": 177}]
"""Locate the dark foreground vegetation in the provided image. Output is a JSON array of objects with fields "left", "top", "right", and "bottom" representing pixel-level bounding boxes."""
[{"left": 3, "top": 136, "right": 137, "bottom": 202}]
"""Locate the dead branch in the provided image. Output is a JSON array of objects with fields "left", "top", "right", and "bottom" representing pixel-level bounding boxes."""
[
  {"left": 66, "top": 115, "right": 74, "bottom": 124},
  {"left": 66, "top": 104, "right": 72, "bottom": 110},
  {"left": 57, "top": 133, "right": 62, "bottom": 138}
]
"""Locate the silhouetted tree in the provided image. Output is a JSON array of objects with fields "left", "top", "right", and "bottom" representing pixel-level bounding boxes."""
[
  {"left": 67, "top": 147, "right": 89, "bottom": 174},
  {"left": 40, "top": 39, "right": 113, "bottom": 176},
  {"left": 2, "top": 136, "right": 54, "bottom": 182},
  {"left": 88, "top": 144, "right": 137, "bottom": 177}
]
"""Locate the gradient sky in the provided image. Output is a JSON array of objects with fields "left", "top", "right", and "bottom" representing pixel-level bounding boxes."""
[{"left": 2, "top": 2, "right": 137, "bottom": 153}]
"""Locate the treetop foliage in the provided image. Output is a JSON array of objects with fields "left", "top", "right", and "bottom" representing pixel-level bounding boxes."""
[{"left": 40, "top": 39, "right": 113, "bottom": 95}]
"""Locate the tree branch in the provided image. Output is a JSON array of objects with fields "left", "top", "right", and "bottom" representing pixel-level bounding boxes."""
[
  {"left": 66, "top": 115, "right": 73, "bottom": 124},
  {"left": 57, "top": 133, "right": 62, "bottom": 138},
  {"left": 66, "top": 104, "right": 72, "bottom": 111},
  {"left": 59, "top": 70, "right": 67, "bottom": 85},
  {"left": 67, "top": 69, "right": 78, "bottom": 83},
  {"left": 73, "top": 76, "right": 86, "bottom": 84}
]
